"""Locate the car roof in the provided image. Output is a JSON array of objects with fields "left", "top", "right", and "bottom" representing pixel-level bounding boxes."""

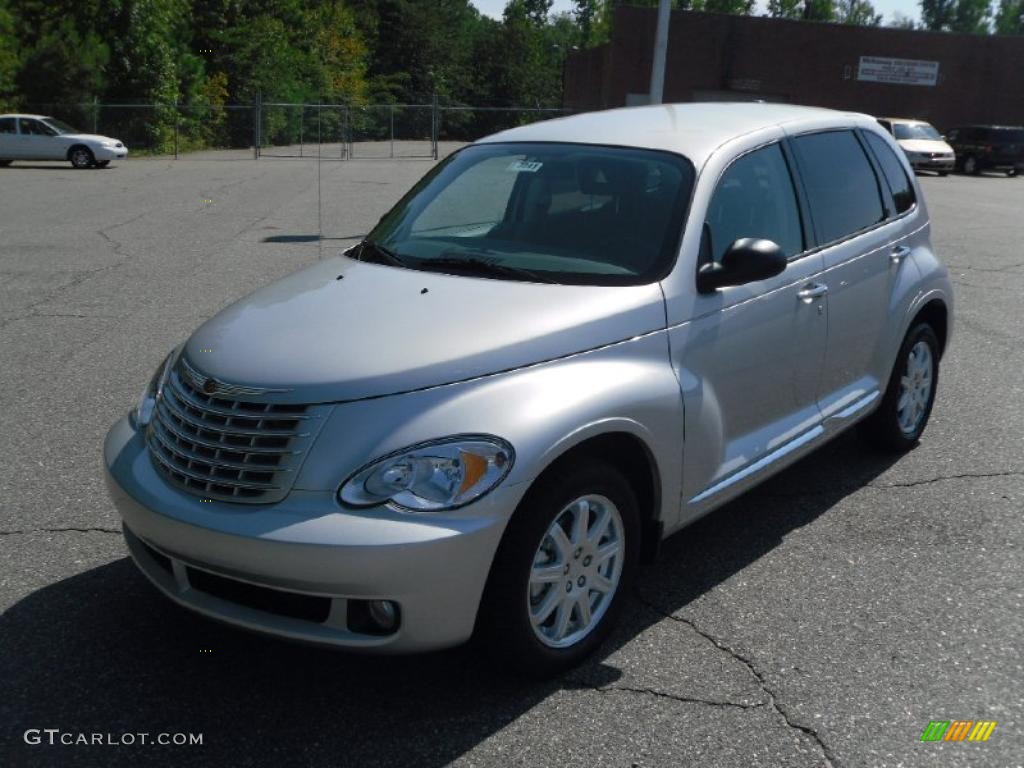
[
  {"left": 476, "top": 102, "right": 872, "bottom": 165},
  {"left": 0, "top": 113, "right": 50, "bottom": 120}
]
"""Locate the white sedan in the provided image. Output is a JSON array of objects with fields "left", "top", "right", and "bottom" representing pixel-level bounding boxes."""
[{"left": 0, "top": 114, "right": 128, "bottom": 169}]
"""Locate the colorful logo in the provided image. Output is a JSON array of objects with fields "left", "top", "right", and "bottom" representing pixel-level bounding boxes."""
[{"left": 920, "top": 720, "right": 997, "bottom": 742}]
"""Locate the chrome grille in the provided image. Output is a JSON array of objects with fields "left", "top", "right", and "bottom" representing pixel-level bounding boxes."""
[{"left": 146, "top": 363, "right": 327, "bottom": 503}]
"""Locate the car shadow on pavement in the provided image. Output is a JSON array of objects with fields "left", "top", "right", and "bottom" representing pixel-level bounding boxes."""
[{"left": 1, "top": 431, "right": 902, "bottom": 768}]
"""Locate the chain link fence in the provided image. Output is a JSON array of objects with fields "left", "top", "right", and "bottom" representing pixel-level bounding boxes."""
[{"left": 19, "top": 99, "right": 569, "bottom": 161}]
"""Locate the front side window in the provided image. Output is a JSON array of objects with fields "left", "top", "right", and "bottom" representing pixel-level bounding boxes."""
[
  {"left": 0, "top": 117, "right": 15, "bottom": 134},
  {"left": 19, "top": 118, "right": 55, "bottom": 136},
  {"left": 791, "top": 131, "right": 885, "bottom": 245},
  {"left": 704, "top": 143, "right": 803, "bottom": 263},
  {"left": 367, "top": 143, "right": 695, "bottom": 285},
  {"left": 864, "top": 132, "right": 916, "bottom": 215},
  {"left": 893, "top": 122, "right": 941, "bottom": 141}
]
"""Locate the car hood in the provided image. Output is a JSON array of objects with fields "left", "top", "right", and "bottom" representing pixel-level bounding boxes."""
[
  {"left": 60, "top": 132, "right": 120, "bottom": 144},
  {"left": 183, "top": 255, "right": 667, "bottom": 404},
  {"left": 897, "top": 139, "right": 953, "bottom": 154}
]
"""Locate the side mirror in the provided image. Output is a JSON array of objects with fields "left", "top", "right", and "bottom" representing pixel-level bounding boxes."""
[{"left": 697, "top": 238, "right": 787, "bottom": 293}]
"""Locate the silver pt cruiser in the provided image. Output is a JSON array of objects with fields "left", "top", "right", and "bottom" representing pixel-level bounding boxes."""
[{"left": 104, "top": 103, "right": 953, "bottom": 676}]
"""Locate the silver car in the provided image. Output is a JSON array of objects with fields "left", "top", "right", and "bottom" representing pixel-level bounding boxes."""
[{"left": 104, "top": 103, "right": 952, "bottom": 676}]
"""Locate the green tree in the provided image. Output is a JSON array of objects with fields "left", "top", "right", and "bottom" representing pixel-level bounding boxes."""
[
  {"left": 994, "top": 0, "right": 1024, "bottom": 32},
  {"left": 889, "top": 11, "right": 919, "bottom": 27},
  {"left": 0, "top": 0, "right": 22, "bottom": 109},
  {"left": 836, "top": 0, "right": 882, "bottom": 24},
  {"left": 920, "top": 0, "right": 992, "bottom": 32}
]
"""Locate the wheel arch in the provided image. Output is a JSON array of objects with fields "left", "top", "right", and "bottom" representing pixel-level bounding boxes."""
[
  {"left": 910, "top": 297, "right": 949, "bottom": 358},
  {"left": 519, "top": 429, "right": 665, "bottom": 564}
]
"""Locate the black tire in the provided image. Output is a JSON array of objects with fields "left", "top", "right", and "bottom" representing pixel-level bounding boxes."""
[
  {"left": 478, "top": 458, "right": 640, "bottom": 678},
  {"left": 962, "top": 155, "right": 980, "bottom": 175},
  {"left": 1007, "top": 168, "right": 1018, "bottom": 177},
  {"left": 69, "top": 146, "right": 95, "bottom": 169},
  {"left": 0, "top": 159, "right": 11, "bottom": 167},
  {"left": 862, "top": 323, "right": 940, "bottom": 453},
  {"left": 96, "top": 160, "right": 110, "bottom": 168},
  {"left": 938, "top": 171, "right": 949, "bottom": 177}
]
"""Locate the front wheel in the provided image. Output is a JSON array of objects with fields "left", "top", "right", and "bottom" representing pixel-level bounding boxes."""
[
  {"left": 0, "top": 159, "right": 11, "bottom": 167},
  {"left": 862, "top": 323, "right": 940, "bottom": 452},
  {"left": 478, "top": 459, "right": 640, "bottom": 678},
  {"left": 962, "top": 155, "right": 979, "bottom": 175},
  {"left": 69, "top": 146, "right": 95, "bottom": 169},
  {"left": 1007, "top": 168, "right": 1018, "bottom": 177}
]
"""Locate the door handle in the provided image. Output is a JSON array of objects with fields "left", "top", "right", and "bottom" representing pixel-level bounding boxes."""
[
  {"left": 797, "top": 282, "right": 828, "bottom": 302},
  {"left": 891, "top": 245, "right": 911, "bottom": 264}
]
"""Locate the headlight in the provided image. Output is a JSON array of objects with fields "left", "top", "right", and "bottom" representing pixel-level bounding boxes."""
[
  {"left": 339, "top": 436, "right": 514, "bottom": 512},
  {"left": 133, "top": 352, "right": 174, "bottom": 428}
]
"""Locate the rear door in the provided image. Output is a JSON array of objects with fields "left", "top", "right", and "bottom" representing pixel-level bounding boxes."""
[
  {"left": 0, "top": 117, "right": 17, "bottom": 157},
  {"left": 788, "top": 128, "right": 916, "bottom": 421}
]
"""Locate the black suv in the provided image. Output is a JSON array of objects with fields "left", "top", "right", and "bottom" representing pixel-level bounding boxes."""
[{"left": 947, "top": 125, "right": 1024, "bottom": 176}]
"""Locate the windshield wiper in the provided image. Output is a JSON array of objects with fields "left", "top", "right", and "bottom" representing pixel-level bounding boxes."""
[
  {"left": 413, "top": 256, "right": 552, "bottom": 284},
  {"left": 356, "top": 239, "right": 410, "bottom": 268}
]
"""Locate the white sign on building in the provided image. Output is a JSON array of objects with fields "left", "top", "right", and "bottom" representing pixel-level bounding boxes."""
[{"left": 857, "top": 56, "right": 940, "bottom": 87}]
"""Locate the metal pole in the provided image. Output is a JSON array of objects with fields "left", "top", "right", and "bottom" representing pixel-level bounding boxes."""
[
  {"left": 253, "top": 92, "right": 259, "bottom": 159},
  {"left": 649, "top": 0, "right": 671, "bottom": 105},
  {"left": 174, "top": 103, "right": 179, "bottom": 159},
  {"left": 93, "top": 96, "right": 99, "bottom": 133},
  {"left": 431, "top": 93, "right": 439, "bottom": 160},
  {"left": 299, "top": 105, "right": 303, "bottom": 157},
  {"left": 390, "top": 105, "right": 394, "bottom": 159}
]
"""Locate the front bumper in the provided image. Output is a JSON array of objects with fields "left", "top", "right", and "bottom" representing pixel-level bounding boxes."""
[
  {"left": 93, "top": 145, "right": 128, "bottom": 161},
  {"left": 104, "top": 415, "right": 526, "bottom": 652},
  {"left": 909, "top": 156, "right": 954, "bottom": 172}
]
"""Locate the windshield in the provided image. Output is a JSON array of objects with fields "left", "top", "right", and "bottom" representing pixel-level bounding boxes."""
[
  {"left": 366, "top": 143, "right": 695, "bottom": 286},
  {"left": 42, "top": 118, "right": 79, "bottom": 135},
  {"left": 894, "top": 123, "right": 942, "bottom": 141}
]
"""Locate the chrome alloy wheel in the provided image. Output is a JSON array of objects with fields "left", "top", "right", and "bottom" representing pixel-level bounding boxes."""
[
  {"left": 527, "top": 494, "right": 624, "bottom": 649},
  {"left": 71, "top": 148, "right": 93, "bottom": 168},
  {"left": 897, "top": 340, "right": 933, "bottom": 435}
]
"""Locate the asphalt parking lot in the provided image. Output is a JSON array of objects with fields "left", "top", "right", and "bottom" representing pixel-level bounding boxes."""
[{"left": 1, "top": 155, "right": 1021, "bottom": 768}]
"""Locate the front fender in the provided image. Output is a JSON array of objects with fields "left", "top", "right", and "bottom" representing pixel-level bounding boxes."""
[{"left": 294, "top": 332, "right": 684, "bottom": 529}]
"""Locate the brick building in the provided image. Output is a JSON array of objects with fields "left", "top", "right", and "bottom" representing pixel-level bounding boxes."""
[{"left": 564, "top": 6, "right": 1024, "bottom": 131}]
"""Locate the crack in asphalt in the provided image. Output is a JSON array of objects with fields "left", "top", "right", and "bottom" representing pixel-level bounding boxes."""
[
  {"left": 0, "top": 526, "right": 121, "bottom": 537},
  {"left": 634, "top": 592, "right": 838, "bottom": 768},
  {"left": 564, "top": 680, "right": 763, "bottom": 711},
  {"left": 760, "top": 469, "right": 1024, "bottom": 500},
  {"left": 0, "top": 212, "right": 147, "bottom": 329}
]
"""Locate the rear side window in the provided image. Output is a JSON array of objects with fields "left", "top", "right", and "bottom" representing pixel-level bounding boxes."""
[
  {"left": 704, "top": 143, "right": 804, "bottom": 262},
  {"left": 863, "top": 132, "right": 916, "bottom": 215},
  {"left": 0, "top": 117, "right": 15, "bottom": 134},
  {"left": 791, "top": 131, "right": 884, "bottom": 244}
]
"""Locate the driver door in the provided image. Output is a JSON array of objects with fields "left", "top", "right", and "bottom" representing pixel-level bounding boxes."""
[
  {"left": 17, "top": 118, "right": 61, "bottom": 160},
  {"left": 669, "top": 141, "right": 829, "bottom": 519}
]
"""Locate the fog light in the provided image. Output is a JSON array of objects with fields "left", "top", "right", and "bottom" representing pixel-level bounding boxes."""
[
  {"left": 347, "top": 598, "right": 401, "bottom": 636},
  {"left": 368, "top": 600, "right": 398, "bottom": 630}
]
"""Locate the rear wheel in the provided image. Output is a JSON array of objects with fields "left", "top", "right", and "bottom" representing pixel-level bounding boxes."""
[
  {"left": 479, "top": 459, "right": 639, "bottom": 678},
  {"left": 0, "top": 159, "right": 11, "bottom": 167},
  {"left": 962, "top": 155, "right": 979, "bottom": 175},
  {"left": 69, "top": 146, "right": 95, "bottom": 169},
  {"left": 937, "top": 171, "right": 949, "bottom": 177},
  {"left": 1007, "top": 168, "right": 1018, "bottom": 177},
  {"left": 862, "top": 323, "right": 940, "bottom": 452}
]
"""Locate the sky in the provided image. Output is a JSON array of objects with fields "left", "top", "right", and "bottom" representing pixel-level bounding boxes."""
[{"left": 469, "top": 0, "right": 923, "bottom": 26}]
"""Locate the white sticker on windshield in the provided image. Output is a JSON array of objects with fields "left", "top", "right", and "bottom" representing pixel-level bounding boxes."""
[{"left": 507, "top": 160, "right": 543, "bottom": 173}]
